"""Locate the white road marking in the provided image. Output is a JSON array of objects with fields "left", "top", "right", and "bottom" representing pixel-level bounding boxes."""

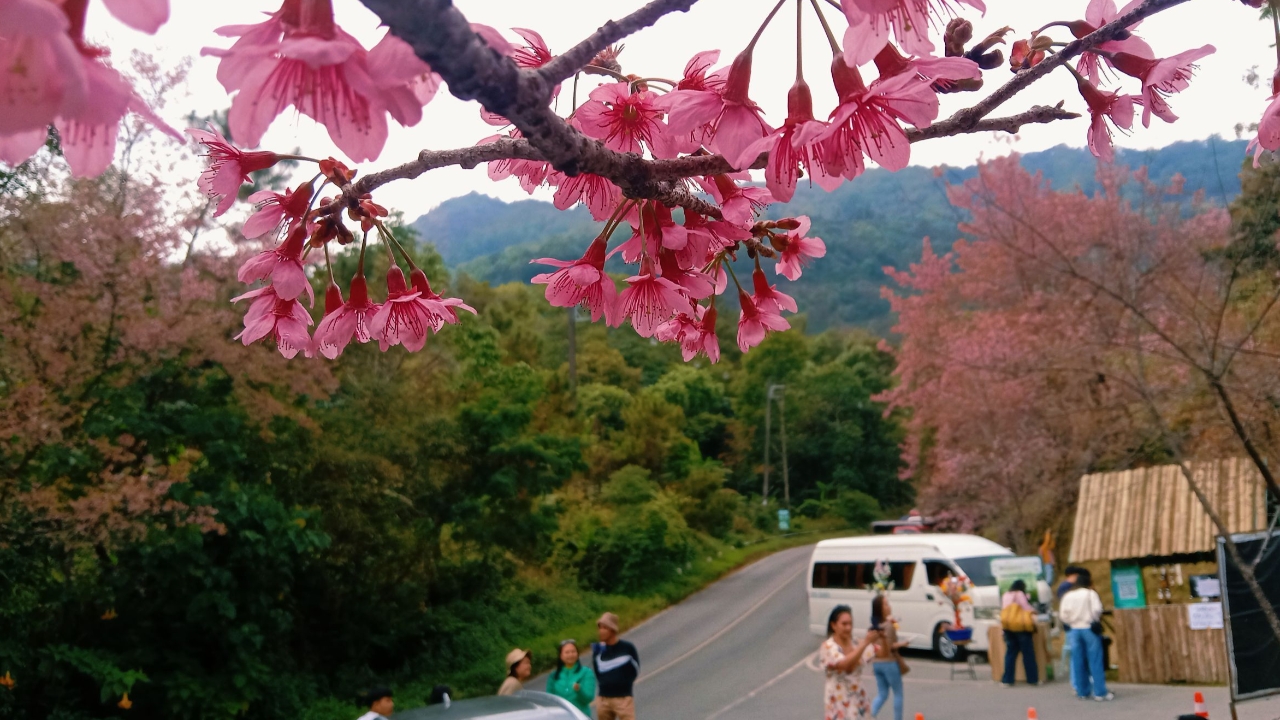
[
  {"left": 637, "top": 563, "right": 807, "bottom": 685},
  {"left": 704, "top": 652, "right": 816, "bottom": 720}
]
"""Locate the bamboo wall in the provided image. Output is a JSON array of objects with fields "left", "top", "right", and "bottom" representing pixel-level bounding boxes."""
[{"left": 1111, "top": 605, "right": 1229, "bottom": 684}]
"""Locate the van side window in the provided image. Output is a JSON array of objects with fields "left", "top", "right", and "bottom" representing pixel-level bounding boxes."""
[
  {"left": 813, "top": 562, "right": 915, "bottom": 589},
  {"left": 924, "top": 560, "right": 956, "bottom": 587},
  {"left": 889, "top": 561, "right": 915, "bottom": 589},
  {"left": 813, "top": 562, "right": 875, "bottom": 589}
]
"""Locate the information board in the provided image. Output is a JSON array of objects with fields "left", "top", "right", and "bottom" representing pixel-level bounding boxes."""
[
  {"left": 1111, "top": 565, "right": 1147, "bottom": 609},
  {"left": 1187, "top": 602, "right": 1224, "bottom": 630}
]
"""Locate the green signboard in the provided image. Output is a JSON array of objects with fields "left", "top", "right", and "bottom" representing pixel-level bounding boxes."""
[
  {"left": 777, "top": 509, "right": 790, "bottom": 531},
  {"left": 1111, "top": 565, "right": 1147, "bottom": 609}
]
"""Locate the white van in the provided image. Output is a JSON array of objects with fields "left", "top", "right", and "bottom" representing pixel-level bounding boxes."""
[{"left": 807, "top": 534, "right": 1040, "bottom": 659}]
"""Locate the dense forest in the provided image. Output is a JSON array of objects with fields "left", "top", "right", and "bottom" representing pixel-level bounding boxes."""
[
  {"left": 425, "top": 138, "right": 1248, "bottom": 334},
  {"left": 0, "top": 136, "right": 908, "bottom": 719}
]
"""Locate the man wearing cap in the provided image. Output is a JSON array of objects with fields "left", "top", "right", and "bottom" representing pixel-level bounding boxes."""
[
  {"left": 356, "top": 687, "right": 394, "bottom": 720},
  {"left": 592, "top": 612, "right": 640, "bottom": 720}
]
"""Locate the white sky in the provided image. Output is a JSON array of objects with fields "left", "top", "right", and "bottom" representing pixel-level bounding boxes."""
[{"left": 89, "top": 0, "right": 1275, "bottom": 220}]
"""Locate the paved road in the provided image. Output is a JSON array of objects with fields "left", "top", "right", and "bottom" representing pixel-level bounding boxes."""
[{"left": 595, "top": 543, "right": 1278, "bottom": 720}]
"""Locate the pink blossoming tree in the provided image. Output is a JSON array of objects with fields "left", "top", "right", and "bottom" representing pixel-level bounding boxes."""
[{"left": 1, "top": 0, "right": 1275, "bottom": 367}]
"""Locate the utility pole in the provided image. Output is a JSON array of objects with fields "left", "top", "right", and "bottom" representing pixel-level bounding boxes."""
[
  {"left": 762, "top": 384, "right": 788, "bottom": 507},
  {"left": 567, "top": 305, "right": 577, "bottom": 395},
  {"left": 762, "top": 386, "right": 772, "bottom": 506}
]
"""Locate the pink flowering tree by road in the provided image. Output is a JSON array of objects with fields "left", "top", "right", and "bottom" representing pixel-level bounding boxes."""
[{"left": 4, "top": 0, "right": 1276, "bottom": 362}]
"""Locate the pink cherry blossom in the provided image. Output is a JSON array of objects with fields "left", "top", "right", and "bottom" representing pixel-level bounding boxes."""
[
  {"left": 657, "top": 304, "right": 721, "bottom": 363},
  {"left": 366, "top": 33, "right": 441, "bottom": 129},
  {"left": 737, "top": 289, "right": 790, "bottom": 353},
  {"left": 1110, "top": 45, "right": 1215, "bottom": 127},
  {"left": 659, "top": 248, "right": 715, "bottom": 300},
  {"left": 237, "top": 224, "right": 312, "bottom": 303},
  {"left": 681, "top": 211, "right": 751, "bottom": 270},
  {"left": 619, "top": 256, "right": 687, "bottom": 337},
  {"left": 699, "top": 174, "right": 774, "bottom": 227},
  {"left": 1076, "top": 77, "right": 1136, "bottom": 163},
  {"left": 204, "top": 0, "right": 394, "bottom": 162},
  {"left": 409, "top": 268, "right": 477, "bottom": 328},
  {"left": 840, "top": 0, "right": 987, "bottom": 67},
  {"left": 656, "top": 50, "right": 726, "bottom": 153},
  {"left": 368, "top": 267, "right": 430, "bottom": 352},
  {"left": 57, "top": 58, "right": 181, "bottom": 177},
  {"left": 550, "top": 171, "right": 622, "bottom": 221},
  {"left": 776, "top": 217, "right": 827, "bottom": 281},
  {"left": 1254, "top": 81, "right": 1280, "bottom": 162},
  {"left": 872, "top": 43, "right": 983, "bottom": 92},
  {"left": 664, "top": 50, "right": 771, "bottom": 169},
  {"left": 314, "top": 272, "right": 381, "bottom": 359},
  {"left": 530, "top": 235, "right": 619, "bottom": 325},
  {"left": 740, "top": 80, "right": 837, "bottom": 203},
  {"left": 101, "top": 0, "right": 170, "bottom": 34},
  {"left": 576, "top": 82, "right": 670, "bottom": 156},
  {"left": 482, "top": 128, "right": 551, "bottom": 193},
  {"left": 616, "top": 201, "right": 688, "bottom": 263},
  {"left": 1072, "top": 0, "right": 1154, "bottom": 86},
  {"left": 0, "top": 0, "right": 86, "bottom": 136},
  {"left": 188, "top": 126, "right": 283, "bottom": 216},
  {"left": 511, "top": 27, "right": 553, "bottom": 69},
  {"left": 232, "top": 285, "right": 314, "bottom": 359},
  {"left": 242, "top": 182, "right": 313, "bottom": 239},
  {"left": 750, "top": 267, "right": 798, "bottom": 314},
  {"left": 817, "top": 57, "right": 940, "bottom": 176}
]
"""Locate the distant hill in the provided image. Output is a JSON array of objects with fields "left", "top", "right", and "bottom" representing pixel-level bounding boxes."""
[{"left": 410, "top": 137, "right": 1250, "bottom": 333}]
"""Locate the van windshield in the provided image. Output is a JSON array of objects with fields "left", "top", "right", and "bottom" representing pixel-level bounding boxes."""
[{"left": 952, "top": 555, "right": 1006, "bottom": 587}]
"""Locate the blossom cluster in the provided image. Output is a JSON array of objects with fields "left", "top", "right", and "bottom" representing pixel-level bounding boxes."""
[
  {"left": 0, "top": 0, "right": 180, "bottom": 175},
  {"left": 4, "top": 0, "right": 1254, "bottom": 363}
]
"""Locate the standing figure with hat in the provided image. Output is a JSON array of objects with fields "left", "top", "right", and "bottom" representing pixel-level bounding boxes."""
[
  {"left": 498, "top": 648, "right": 532, "bottom": 696},
  {"left": 592, "top": 612, "right": 640, "bottom": 720}
]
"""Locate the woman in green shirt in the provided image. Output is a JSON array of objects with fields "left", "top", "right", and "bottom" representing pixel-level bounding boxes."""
[{"left": 546, "top": 639, "right": 595, "bottom": 717}]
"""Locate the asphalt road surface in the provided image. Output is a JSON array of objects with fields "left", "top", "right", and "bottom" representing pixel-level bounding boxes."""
[{"left": 600, "top": 543, "right": 1279, "bottom": 720}]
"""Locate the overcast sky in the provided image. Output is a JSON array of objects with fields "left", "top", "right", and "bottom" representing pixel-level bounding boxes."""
[{"left": 89, "top": 0, "right": 1274, "bottom": 220}]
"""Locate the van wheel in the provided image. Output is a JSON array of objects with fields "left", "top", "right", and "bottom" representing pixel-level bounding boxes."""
[{"left": 934, "top": 626, "right": 965, "bottom": 661}]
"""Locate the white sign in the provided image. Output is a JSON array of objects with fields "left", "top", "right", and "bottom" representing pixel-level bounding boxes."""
[
  {"left": 989, "top": 557, "right": 1044, "bottom": 577},
  {"left": 1187, "top": 602, "right": 1224, "bottom": 630}
]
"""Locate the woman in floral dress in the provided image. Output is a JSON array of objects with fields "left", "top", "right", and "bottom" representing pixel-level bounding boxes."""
[{"left": 821, "top": 604, "right": 880, "bottom": 720}]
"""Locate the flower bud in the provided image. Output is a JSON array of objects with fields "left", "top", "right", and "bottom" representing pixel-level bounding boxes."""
[{"left": 944, "top": 18, "right": 973, "bottom": 57}]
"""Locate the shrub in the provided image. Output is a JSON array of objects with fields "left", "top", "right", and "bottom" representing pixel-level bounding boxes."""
[{"left": 835, "top": 490, "right": 882, "bottom": 528}]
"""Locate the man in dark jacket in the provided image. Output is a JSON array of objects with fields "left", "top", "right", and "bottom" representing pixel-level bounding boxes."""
[{"left": 593, "top": 612, "right": 639, "bottom": 720}]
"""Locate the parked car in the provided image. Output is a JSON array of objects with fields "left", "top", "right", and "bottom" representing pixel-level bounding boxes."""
[
  {"left": 806, "top": 534, "right": 1051, "bottom": 660},
  {"left": 394, "top": 692, "right": 589, "bottom": 720}
]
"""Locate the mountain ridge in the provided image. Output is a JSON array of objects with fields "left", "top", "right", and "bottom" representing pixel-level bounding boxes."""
[{"left": 410, "top": 137, "right": 1250, "bottom": 332}]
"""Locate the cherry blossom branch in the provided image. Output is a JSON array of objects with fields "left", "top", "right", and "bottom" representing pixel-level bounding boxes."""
[
  {"left": 933, "top": 0, "right": 1194, "bottom": 132},
  {"left": 905, "top": 103, "right": 1081, "bottom": 143},
  {"left": 358, "top": 0, "right": 723, "bottom": 217},
  {"left": 539, "top": 0, "right": 702, "bottom": 85}
]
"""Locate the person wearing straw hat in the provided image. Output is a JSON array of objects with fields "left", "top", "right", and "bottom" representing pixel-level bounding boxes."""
[
  {"left": 592, "top": 612, "right": 639, "bottom": 720},
  {"left": 498, "top": 648, "right": 532, "bottom": 696}
]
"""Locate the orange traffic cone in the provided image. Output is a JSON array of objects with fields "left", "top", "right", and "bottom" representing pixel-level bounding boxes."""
[
  {"left": 914, "top": 714, "right": 924, "bottom": 720},
  {"left": 1027, "top": 709, "right": 1038, "bottom": 720},
  {"left": 1194, "top": 691, "right": 1209, "bottom": 718}
]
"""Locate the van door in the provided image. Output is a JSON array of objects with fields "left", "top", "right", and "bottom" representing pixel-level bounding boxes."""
[{"left": 921, "top": 559, "right": 965, "bottom": 649}]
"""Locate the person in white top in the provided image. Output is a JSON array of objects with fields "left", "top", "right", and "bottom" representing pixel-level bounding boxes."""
[
  {"left": 1058, "top": 572, "right": 1113, "bottom": 702},
  {"left": 356, "top": 687, "right": 394, "bottom": 720}
]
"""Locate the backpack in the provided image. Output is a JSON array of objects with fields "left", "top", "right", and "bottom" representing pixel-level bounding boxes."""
[{"left": 1000, "top": 600, "right": 1036, "bottom": 632}]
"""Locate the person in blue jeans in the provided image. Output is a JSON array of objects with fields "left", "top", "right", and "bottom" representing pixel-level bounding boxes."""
[
  {"left": 869, "top": 595, "right": 907, "bottom": 720},
  {"left": 1059, "top": 572, "right": 1114, "bottom": 701}
]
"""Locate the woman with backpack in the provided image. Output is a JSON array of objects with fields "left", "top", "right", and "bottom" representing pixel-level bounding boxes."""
[{"left": 999, "top": 579, "right": 1039, "bottom": 686}]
